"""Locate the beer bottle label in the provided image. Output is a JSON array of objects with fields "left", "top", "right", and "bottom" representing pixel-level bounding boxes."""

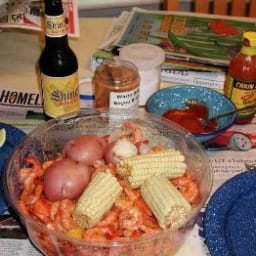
[
  {"left": 45, "top": 15, "right": 66, "bottom": 37},
  {"left": 41, "top": 72, "right": 80, "bottom": 118},
  {"left": 225, "top": 74, "right": 256, "bottom": 118}
]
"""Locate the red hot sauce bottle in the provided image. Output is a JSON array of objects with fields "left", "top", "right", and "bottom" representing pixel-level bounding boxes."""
[{"left": 224, "top": 31, "right": 256, "bottom": 124}]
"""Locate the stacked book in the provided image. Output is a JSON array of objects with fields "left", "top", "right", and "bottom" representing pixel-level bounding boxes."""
[{"left": 91, "top": 8, "right": 256, "bottom": 90}]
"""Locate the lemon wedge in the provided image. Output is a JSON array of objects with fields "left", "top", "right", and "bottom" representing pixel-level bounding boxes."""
[{"left": 0, "top": 128, "right": 7, "bottom": 148}]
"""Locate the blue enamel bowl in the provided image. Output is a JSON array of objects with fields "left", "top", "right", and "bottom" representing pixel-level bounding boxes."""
[{"left": 146, "top": 85, "right": 236, "bottom": 143}]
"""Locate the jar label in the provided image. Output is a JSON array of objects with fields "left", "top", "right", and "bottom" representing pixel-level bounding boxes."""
[
  {"left": 45, "top": 15, "right": 66, "bottom": 37},
  {"left": 41, "top": 72, "right": 80, "bottom": 118},
  {"left": 225, "top": 74, "right": 256, "bottom": 117},
  {"left": 109, "top": 88, "right": 139, "bottom": 109}
]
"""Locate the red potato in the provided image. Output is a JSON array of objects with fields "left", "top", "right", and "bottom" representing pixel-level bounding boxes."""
[
  {"left": 43, "top": 158, "right": 92, "bottom": 201},
  {"left": 62, "top": 135, "right": 107, "bottom": 165}
]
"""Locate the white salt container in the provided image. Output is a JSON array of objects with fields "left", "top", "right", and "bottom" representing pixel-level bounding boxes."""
[{"left": 119, "top": 43, "right": 165, "bottom": 106}]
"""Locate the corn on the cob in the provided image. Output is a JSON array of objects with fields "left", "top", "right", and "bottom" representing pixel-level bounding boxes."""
[
  {"left": 72, "top": 172, "right": 122, "bottom": 229},
  {"left": 141, "top": 175, "right": 192, "bottom": 229},
  {"left": 116, "top": 149, "right": 186, "bottom": 188}
]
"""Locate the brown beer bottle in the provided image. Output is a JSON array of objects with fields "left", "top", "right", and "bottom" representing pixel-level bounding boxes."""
[{"left": 39, "top": 0, "right": 80, "bottom": 119}]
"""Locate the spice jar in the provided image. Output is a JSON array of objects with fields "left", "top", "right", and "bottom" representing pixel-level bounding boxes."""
[
  {"left": 94, "top": 59, "right": 140, "bottom": 109},
  {"left": 224, "top": 31, "right": 256, "bottom": 124},
  {"left": 119, "top": 43, "right": 165, "bottom": 106}
]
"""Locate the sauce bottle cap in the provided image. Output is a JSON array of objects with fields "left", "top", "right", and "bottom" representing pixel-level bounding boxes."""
[{"left": 243, "top": 32, "right": 256, "bottom": 47}]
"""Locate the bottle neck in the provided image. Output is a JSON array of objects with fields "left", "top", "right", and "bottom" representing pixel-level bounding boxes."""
[
  {"left": 44, "top": 0, "right": 68, "bottom": 41},
  {"left": 45, "top": 34, "right": 69, "bottom": 48},
  {"left": 44, "top": 0, "right": 63, "bottom": 16}
]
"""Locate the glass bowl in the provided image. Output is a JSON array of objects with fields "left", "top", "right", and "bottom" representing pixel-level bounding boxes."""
[{"left": 4, "top": 108, "right": 213, "bottom": 256}]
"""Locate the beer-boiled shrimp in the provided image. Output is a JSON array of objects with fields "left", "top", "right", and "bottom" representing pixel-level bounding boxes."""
[
  {"left": 83, "top": 226, "right": 117, "bottom": 241},
  {"left": 122, "top": 121, "right": 143, "bottom": 144},
  {"left": 171, "top": 174, "right": 200, "bottom": 205},
  {"left": 118, "top": 206, "right": 143, "bottom": 237}
]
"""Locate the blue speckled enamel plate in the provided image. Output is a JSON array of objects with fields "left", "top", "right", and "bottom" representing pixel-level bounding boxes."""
[
  {"left": 0, "top": 123, "right": 26, "bottom": 213},
  {"left": 204, "top": 170, "right": 256, "bottom": 256}
]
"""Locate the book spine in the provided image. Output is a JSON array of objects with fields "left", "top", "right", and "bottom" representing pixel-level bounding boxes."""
[{"left": 161, "top": 69, "right": 226, "bottom": 90}]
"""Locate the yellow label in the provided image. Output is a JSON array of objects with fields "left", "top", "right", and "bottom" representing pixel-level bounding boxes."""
[
  {"left": 45, "top": 15, "right": 66, "bottom": 37},
  {"left": 41, "top": 72, "right": 80, "bottom": 118},
  {"left": 225, "top": 74, "right": 256, "bottom": 117},
  {"left": 241, "top": 46, "right": 256, "bottom": 56}
]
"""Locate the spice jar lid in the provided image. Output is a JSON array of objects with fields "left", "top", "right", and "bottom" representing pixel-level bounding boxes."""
[
  {"left": 243, "top": 32, "right": 256, "bottom": 47},
  {"left": 119, "top": 43, "right": 165, "bottom": 71}
]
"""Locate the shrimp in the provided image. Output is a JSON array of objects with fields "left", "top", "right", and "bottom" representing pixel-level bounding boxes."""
[
  {"left": 49, "top": 201, "right": 60, "bottom": 220},
  {"left": 19, "top": 200, "right": 29, "bottom": 215},
  {"left": 19, "top": 169, "right": 37, "bottom": 195},
  {"left": 115, "top": 195, "right": 133, "bottom": 210},
  {"left": 149, "top": 145, "right": 167, "bottom": 152},
  {"left": 43, "top": 199, "right": 77, "bottom": 233},
  {"left": 27, "top": 183, "right": 44, "bottom": 205},
  {"left": 118, "top": 207, "right": 143, "bottom": 238},
  {"left": 115, "top": 183, "right": 139, "bottom": 210},
  {"left": 134, "top": 198, "right": 161, "bottom": 234},
  {"left": 42, "top": 159, "right": 55, "bottom": 170},
  {"left": 123, "top": 185, "right": 140, "bottom": 202},
  {"left": 34, "top": 183, "right": 43, "bottom": 197},
  {"left": 47, "top": 215, "right": 65, "bottom": 233},
  {"left": 134, "top": 198, "right": 152, "bottom": 217},
  {"left": 93, "top": 162, "right": 117, "bottom": 178},
  {"left": 23, "top": 156, "right": 44, "bottom": 176},
  {"left": 122, "top": 121, "right": 143, "bottom": 144},
  {"left": 59, "top": 199, "right": 77, "bottom": 230},
  {"left": 98, "top": 210, "right": 119, "bottom": 227},
  {"left": 116, "top": 183, "right": 161, "bottom": 238},
  {"left": 171, "top": 174, "right": 200, "bottom": 205},
  {"left": 20, "top": 175, "right": 44, "bottom": 206},
  {"left": 30, "top": 198, "right": 51, "bottom": 223},
  {"left": 83, "top": 226, "right": 114, "bottom": 241},
  {"left": 19, "top": 156, "right": 45, "bottom": 204}
]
